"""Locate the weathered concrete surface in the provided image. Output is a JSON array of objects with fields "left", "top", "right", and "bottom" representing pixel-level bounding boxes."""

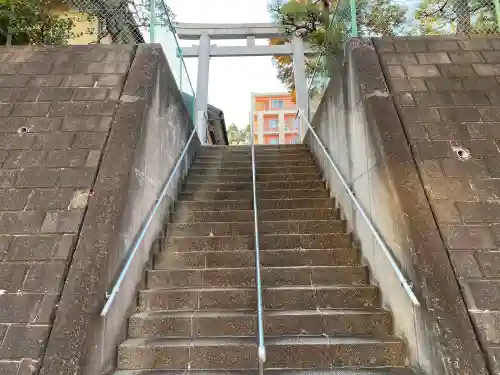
[
  {"left": 0, "top": 45, "right": 134, "bottom": 375},
  {"left": 35, "top": 44, "right": 198, "bottom": 375},
  {"left": 375, "top": 35, "right": 500, "bottom": 374},
  {"left": 307, "top": 38, "right": 490, "bottom": 375}
]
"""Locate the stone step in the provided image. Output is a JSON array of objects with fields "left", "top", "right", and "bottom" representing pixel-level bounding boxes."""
[
  {"left": 175, "top": 198, "right": 334, "bottom": 212},
  {"left": 155, "top": 248, "right": 359, "bottom": 269},
  {"left": 195, "top": 152, "right": 313, "bottom": 162},
  {"left": 172, "top": 208, "right": 340, "bottom": 223},
  {"left": 193, "top": 159, "right": 315, "bottom": 168},
  {"left": 180, "top": 189, "right": 328, "bottom": 201},
  {"left": 117, "top": 336, "right": 405, "bottom": 370},
  {"left": 186, "top": 173, "right": 321, "bottom": 183},
  {"left": 162, "top": 233, "right": 352, "bottom": 252},
  {"left": 183, "top": 180, "right": 325, "bottom": 192},
  {"left": 146, "top": 266, "right": 368, "bottom": 289},
  {"left": 168, "top": 220, "right": 347, "bottom": 237},
  {"left": 114, "top": 368, "right": 416, "bottom": 375},
  {"left": 128, "top": 309, "right": 392, "bottom": 338},
  {"left": 138, "top": 286, "right": 380, "bottom": 311},
  {"left": 189, "top": 166, "right": 318, "bottom": 175}
]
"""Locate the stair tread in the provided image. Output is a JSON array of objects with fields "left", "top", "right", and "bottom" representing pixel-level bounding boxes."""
[
  {"left": 141, "top": 285, "right": 377, "bottom": 292},
  {"left": 120, "top": 335, "right": 404, "bottom": 348},
  {"left": 114, "top": 369, "right": 415, "bottom": 375}
]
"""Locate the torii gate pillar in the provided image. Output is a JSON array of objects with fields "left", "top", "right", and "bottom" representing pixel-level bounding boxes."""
[{"left": 194, "top": 33, "right": 210, "bottom": 144}]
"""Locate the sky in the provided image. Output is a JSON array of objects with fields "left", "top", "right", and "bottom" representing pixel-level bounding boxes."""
[{"left": 166, "top": 0, "right": 287, "bottom": 127}]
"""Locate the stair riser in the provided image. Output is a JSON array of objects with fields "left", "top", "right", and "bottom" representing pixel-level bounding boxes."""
[
  {"left": 173, "top": 208, "right": 339, "bottom": 223},
  {"left": 163, "top": 234, "right": 352, "bottom": 252},
  {"left": 187, "top": 173, "right": 320, "bottom": 183},
  {"left": 192, "top": 159, "right": 315, "bottom": 168},
  {"left": 176, "top": 198, "right": 334, "bottom": 212},
  {"left": 183, "top": 181, "right": 325, "bottom": 192},
  {"left": 118, "top": 342, "right": 404, "bottom": 370},
  {"left": 168, "top": 221, "right": 346, "bottom": 237},
  {"left": 155, "top": 249, "right": 359, "bottom": 269},
  {"left": 195, "top": 153, "right": 313, "bottom": 162},
  {"left": 180, "top": 190, "right": 328, "bottom": 201},
  {"left": 147, "top": 267, "right": 368, "bottom": 289},
  {"left": 189, "top": 166, "right": 318, "bottom": 175},
  {"left": 138, "top": 287, "right": 380, "bottom": 311},
  {"left": 128, "top": 312, "right": 391, "bottom": 338}
]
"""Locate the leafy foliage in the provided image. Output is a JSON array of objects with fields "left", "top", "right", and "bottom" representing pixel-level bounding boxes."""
[
  {"left": 0, "top": 0, "right": 85, "bottom": 45},
  {"left": 227, "top": 124, "right": 251, "bottom": 145}
]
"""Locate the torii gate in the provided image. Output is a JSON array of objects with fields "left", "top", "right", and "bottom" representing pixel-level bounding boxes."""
[{"left": 175, "top": 22, "right": 315, "bottom": 143}]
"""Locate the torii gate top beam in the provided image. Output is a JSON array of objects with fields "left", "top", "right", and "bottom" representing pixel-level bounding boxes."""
[{"left": 175, "top": 22, "right": 285, "bottom": 40}]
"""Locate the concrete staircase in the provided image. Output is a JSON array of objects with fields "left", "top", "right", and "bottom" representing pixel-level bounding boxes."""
[{"left": 114, "top": 145, "right": 413, "bottom": 374}]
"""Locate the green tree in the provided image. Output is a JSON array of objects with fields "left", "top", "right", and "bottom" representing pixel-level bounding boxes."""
[
  {"left": 0, "top": 0, "right": 85, "bottom": 45},
  {"left": 227, "top": 124, "right": 251, "bottom": 145}
]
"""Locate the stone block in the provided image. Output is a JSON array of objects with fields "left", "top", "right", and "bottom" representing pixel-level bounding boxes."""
[
  {"left": 44, "top": 150, "right": 88, "bottom": 168},
  {"left": 405, "top": 65, "right": 440, "bottom": 78},
  {"left": 386, "top": 66, "right": 405, "bottom": 78},
  {"left": 12, "top": 102, "right": 50, "bottom": 117},
  {"left": 451, "top": 92, "right": 490, "bottom": 105},
  {"left": 416, "top": 52, "right": 451, "bottom": 64},
  {"left": 49, "top": 102, "right": 86, "bottom": 117},
  {"left": 478, "top": 107, "right": 500, "bottom": 122},
  {"left": 426, "top": 78, "right": 464, "bottom": 91},
  {"left": 406, "top": 123, "right": 428, "bottom": 139},
  {"left": 412, "top": 92, "right": 453, "bottom": 106},
  {"left": 0, "top": 189, "right": 31, "bottom": 210},
  {"left": 10, "top": 88, "right": 40, "bottom": 102},
  {"left": 28, "top": 75, "right": 64, "bottom": 87},
  {"left": 382, "top": 53, "right": 417, "bottom": 65},
  {"left": 0, "top": 170, "right": 17, "bottom": 188},
  {"left": 0, "top": 325, "right": 50, "bottom": 358},
  {"left": 34, "top": 293, "right": 59, "bottom": 323},
  {"left": 0, "top": 263, "right": 29, "bottom": 291},
  {"left": 72, "top": 88, "right": 108, "bottom": 101},
  {"left": 3, "top": 151, "right": 46, "bottom": 169},
  {"left": 33, "top": 133, "right": 75, "bottom": 150},
  {"left": 389, "top": 79, "right": 427, "bottom": 92},
  {"left": 60, "top": 75, "right": 95, "bottom": 87},
  {"left": 0, "top": 212, "right": 45, "bottom": 234},
  {"left": 466, "top": 280, "right": 500, "bottom": 310},
  {"left": 441, "top": 225, "right": 496, "bottom": 249},
  {"left": 0, "top": 104, "right": 12, "bottom": 117},
  {"left": 477, "top": 251, "right": 500, "bottom": 278},
  {"left": 452, "top": 140, "right": 500, "bottom": 158},
  {"left": 23, "top": 261, "right": 66, "bottom": 293},
  {"left": 428, "top": 40, "right": 459, "bottom": 51},
  {"left": 401, "top": 107, "right": 440, "bottom": 122},
  {"left": 84, "top": 100, "right": 117, "bottom": 116},
  {"left": 423, "top": 177, "right": 475, "bottom": 200},
  {"left": 459, "top": 38, "right": 492, "bottom": 51},
  {"left": 426, "top": 122, "right": 470, "bottom": 140},
  {"left": 72, "top": 132, "right": 106, "bottom": 149},
  {"left": 6, "top": 234, "right": 73, "bottom": 260},
  {"left": 16, "top": 169, "right": 58, "bottom": 188},
  {"left": 393, "top": 92, "right": 414, "bottom": 106},
  {"left": 0, "top": 293, "right": 44, "bottom": 322},
  {"left": 486, "top": 157, "right": 500, "bottom": 177},
  {"left": 457, "top": 202, "right": 500, "bottom": 223},
  {"left": 464, "top": 77, "right": 500, "bottom": 90},
  {"left": 429, "top": 199, "right": 462, "bottom": 224},
  {"left": 58, "top": 168, "right": 96, "bottom": 188},
  {"left": 418, "top": 160, "right": 443, "bottom": 178},
  {"left": 394, "top": 40, "right": 427, "bottom": 52},
  {"left": 26, "top": 189, "right": 76, "bottom": 210},
  {"left": 473, "top": 179, "right": 500, "bottom": 200},
  {"left": 439, "top": 107, "right": 480, "bottom": 122},
  {"left": 439, "top": 64, "right": 477, "bottom": 78},
  {"left": 448, "top": 51, "right": 483, "bottom": 63},
  {"left": 0, "top": 134, "right": 35, "bottom": 150},
  {"left": 41, "top": 209, "right": 85, "bottom": 233},
  {"left": 473, "top": 64, "right": 500, "bottom": 76},
  {"left": 482, "top": 51, "right": 500, "bottom": 63},
  {"left": 413, "top": 140, "right": 454, "bottom": 159},
  {"left": 62, "top": 116, "right": 112, "bottom": 131},
  {"left": 96, "top": 74, "right": 124, "bottom": 87},
  {"left": 472, "top": 311, "right": 500, "bottom": 345},
  {"left": 0, "top": 75, "right": 31, "bottom": 87},
  {"left": 440, "top": 158, "right": 489, "bottom": 178},
  {"left": 37, "top": 88, "right": 74, "bottom": 102},
  {"left": 449, "top": 251, "right": 482, "bottom": 278}
]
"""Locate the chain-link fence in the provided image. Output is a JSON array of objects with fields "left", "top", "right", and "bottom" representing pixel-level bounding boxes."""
[{"left": 307, "top": 0, "right": 500, "bottom": 118}]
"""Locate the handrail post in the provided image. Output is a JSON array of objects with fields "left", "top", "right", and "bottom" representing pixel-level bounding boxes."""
[
  {"left": 250, "top": 117, "right": 266, "bottom": 373},
  {"left": 349, "top": 0, "right": 358, "bottom": 37},
  {"left": 297, "top": 109, "right": 419, "bottom": 307},
  {"left": 494, "top": 0, "right": 500, "bottom": 33}
]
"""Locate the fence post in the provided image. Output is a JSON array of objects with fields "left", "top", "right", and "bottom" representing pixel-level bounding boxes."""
[
  {"left": 349, "top": 0, "right": 358, "bottom": 37},
  {"left": 494, "top": 0, "right": 500, "bottom": 33},
  {"left": 149, "top": 0, "right": 156, "bottom": 42}
]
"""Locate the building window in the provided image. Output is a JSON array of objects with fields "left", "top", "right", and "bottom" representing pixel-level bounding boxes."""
[
  {"left": 269, "top": 138, "right": 279, "bottom": 145},
  {"left": 272, "top": 100, "right": 284, "bottom": 109},
  {"left": 293, "top": 118, "right": 300, "bottom": 129},
  {"left": 269, "top": 119, "right": 279, "bottom": 129}
]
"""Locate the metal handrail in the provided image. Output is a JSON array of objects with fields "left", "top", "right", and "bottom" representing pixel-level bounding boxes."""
[
  {"left": 101, "top": 127, "right": 198, "bottom": 316},
  {"left": 250, "top": 121, "right": 266, "bottom": 373},
  {"left": 296, "top": 109, "right": 420, "bottom": 307}
]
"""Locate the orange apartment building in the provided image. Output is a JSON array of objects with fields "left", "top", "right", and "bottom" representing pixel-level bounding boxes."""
[{"left": 250, "top": 92, "right": 301, "bottom": 145}]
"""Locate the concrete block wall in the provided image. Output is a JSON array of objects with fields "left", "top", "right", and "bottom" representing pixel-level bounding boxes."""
[
  {"left": 376, "top": 36, "right": 500, "bottom": 373},
  {"left": 0, "top": 45, "right": 133, "bottom": 375}
]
